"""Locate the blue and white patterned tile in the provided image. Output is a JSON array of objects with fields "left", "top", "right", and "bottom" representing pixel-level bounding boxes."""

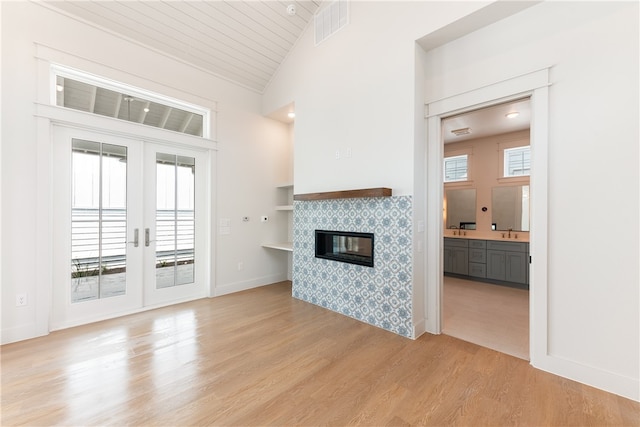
[{"left": 292, "top": 196, "right": 413, "bottom": 338}]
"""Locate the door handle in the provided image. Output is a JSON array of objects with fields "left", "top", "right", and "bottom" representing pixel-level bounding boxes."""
[
  {"left": 128, "top": 228, "right": 139, "bottom": 247},
  {"left": 145, "top": 228, "right": 153, "bottom": 247}
]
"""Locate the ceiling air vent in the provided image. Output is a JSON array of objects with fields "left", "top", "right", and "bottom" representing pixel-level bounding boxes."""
[
  {"left": 451, "top": 127, "right": 472, "bottom": 136},
  {"left": 315, "top": 0, "right": 349, "bottom": 46}
]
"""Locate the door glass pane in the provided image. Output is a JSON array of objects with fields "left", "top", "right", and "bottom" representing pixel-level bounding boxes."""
[
  {"left": 176, "top": 156, "right": 195, "bottom": 285},
  {"left": 156, "top": 153, "right": 195, "bottom": 288},
  {"left": 71, "top": 140, "right": 127, "bottom": 303}
]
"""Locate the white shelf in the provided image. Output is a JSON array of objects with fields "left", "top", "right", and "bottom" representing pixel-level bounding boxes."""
[
  {"left": 269, "top": 183, "right": 294, "bottom": 255},
  {"left": 262, "top": 242, "right": 293, "bottom": 252}
]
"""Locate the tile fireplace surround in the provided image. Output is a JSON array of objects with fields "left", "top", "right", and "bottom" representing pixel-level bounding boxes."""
[{"left": 292, "top": 196, "right": 413, "bottom": 338}]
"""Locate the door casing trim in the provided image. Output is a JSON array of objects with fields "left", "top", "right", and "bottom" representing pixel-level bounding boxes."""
[{"left": 423, "top": 69, "right": 550, "bottom": 369}]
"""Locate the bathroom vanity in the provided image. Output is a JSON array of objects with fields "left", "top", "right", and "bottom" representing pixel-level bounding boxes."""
[{"left": 444, "top": 237, "right": 529, "bottom": 290}]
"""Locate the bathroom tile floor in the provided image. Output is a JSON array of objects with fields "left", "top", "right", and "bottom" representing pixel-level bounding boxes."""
[{"left": 443, "top": 276, "right": 529, "bottom": 360}]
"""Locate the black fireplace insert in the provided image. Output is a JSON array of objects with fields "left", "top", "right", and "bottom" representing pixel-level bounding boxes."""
[{"left": 315, "top": 230, "right": 374, "bottom": 267}]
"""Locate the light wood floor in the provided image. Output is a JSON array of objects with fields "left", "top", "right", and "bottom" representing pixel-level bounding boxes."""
[
  {"left": 443, "top": 276, "right": 529, "bottom": 360},
  {"left": 2, "top": 281, "right": 638, "bottom": 426}
]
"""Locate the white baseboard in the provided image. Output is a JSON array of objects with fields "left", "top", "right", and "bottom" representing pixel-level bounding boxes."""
[
  {"left": 533, "top": 353, "right": 639, "bottom": 402},
  {"left": 412, "top": 317, "right": 427, "bottom": 339},
  {"left": 1, "top": 323, "right": 48, "bottom": 345},
  {"left": 50, "top": 292, "right": 207, "bottom": 332},
  {"left": 214, "top": 273, "right": 289, "bottom": 297},
  {"left": 3, "top": 276, "right": 289, "bottom": 343}
]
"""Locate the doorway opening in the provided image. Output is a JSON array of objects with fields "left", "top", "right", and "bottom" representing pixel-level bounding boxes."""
[
  {"left": 440, "top": 98, "right": 532, "bottom": 360},
  {"left": 424, "top": 67, "right": 549, "bottom": 367}
]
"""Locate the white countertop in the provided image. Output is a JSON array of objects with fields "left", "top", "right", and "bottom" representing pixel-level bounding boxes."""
[{"left": 443, "top": 231, "right": 529, "bottom": 243}]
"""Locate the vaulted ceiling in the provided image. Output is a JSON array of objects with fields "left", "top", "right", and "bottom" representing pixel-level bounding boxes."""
[
  {"left": 44, "top": 1, "right": 533, "bottom": 136},
  {"left": 44, "top": 0, "right": 322, "bottom": 93}
]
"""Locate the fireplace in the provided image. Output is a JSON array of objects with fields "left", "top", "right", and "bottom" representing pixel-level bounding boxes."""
[
  {"left": 293, "top": 196, "right": 413, "bottom": 337},
  {"left": 315, "top": 230, "right": 374, "bottom": 267}
]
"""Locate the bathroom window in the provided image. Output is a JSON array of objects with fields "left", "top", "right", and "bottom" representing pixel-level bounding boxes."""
[
  {"left": 52, "top": 65, "right": 210, "bottom": 138},
  {"left": 444, "top": 154, "right": 468, "bottom": 182},
  {"left": 504, "top": 146, "right": 530, "bottom": 177}
]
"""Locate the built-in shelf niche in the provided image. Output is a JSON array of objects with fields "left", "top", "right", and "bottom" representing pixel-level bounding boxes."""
[{"left": 262, "top": 183, "right": 294, "bottom": 253}]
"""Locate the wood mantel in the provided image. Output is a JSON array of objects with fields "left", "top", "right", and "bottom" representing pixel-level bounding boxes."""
[{"left": 293, "top": 187, "right": 392, "bottom": 201}]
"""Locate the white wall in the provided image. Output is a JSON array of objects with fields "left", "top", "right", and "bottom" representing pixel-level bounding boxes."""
[
  {"left": 1, "top": 2, "right": 291, "bottom": 343},
  {"left": 264, "top": 1, "right": 489, "bottom": 196},
  {"left": 0, "top": 2, "right": 3, "bottom": 333},
  {"left": 422, "top": 1, "right": 638, "bottom": 401},
  {"left": 412, "top": 43, "right": 428, "bottom": 336},
  {"left": 214, "top": 107, "right": 292, "bottom": 295}
]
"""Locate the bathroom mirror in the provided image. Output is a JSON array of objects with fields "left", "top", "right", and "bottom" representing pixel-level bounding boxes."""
[
  {"left": 445, "top": 189, "right": 476, "bottom": 229},
  {"left": 492, "top": 185, "right": 530, "bottom": 231}
]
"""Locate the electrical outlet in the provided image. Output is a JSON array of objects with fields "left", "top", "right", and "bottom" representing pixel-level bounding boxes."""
[
  {"left": 237, "top": 261, "right": 243, "bottom": 271},
  {"left": 16, "top": 293, "right": 27, "bottom": 307}
]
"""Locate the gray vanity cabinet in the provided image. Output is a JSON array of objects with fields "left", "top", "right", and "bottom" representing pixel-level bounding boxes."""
[
  {"left": 444, "top": 238, "right": 529, "bottom": 289},
  {"left": 486, "top": 241, "right": 529, "bottom": 285},
  {"left": 468, "top": 240, "right": 487, "bottom": 278},
  {"left": 444, "top": 238, "right": 468, "bottom": 275}
]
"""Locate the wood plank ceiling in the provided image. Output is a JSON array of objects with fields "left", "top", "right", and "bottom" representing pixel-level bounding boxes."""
[{"left": 44, "top": 0, "right": 322, "bottom": 93}]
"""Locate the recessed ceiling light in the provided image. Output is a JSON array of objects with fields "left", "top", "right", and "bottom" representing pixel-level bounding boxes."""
[
  {"left": 143, "top": 107, "right": 150, "bottom": 113},
  {"left": 56, "top": 84, "right": 64, "bottom": 92},
  {"left": 506, "top": 112, "right": 520, "bottom": 119},
  {"left": 287, "top": 112, "right": 295, "bottom": 119},
  {"left": 451, "top": 127, "right": 471, "bottom": 136}
]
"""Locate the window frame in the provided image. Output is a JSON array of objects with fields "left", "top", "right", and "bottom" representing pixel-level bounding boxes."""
[
  {"left": 443, "top": 153, "right": 469, "bottom": 183},
  {"left": 503, "top": 145, "right": 531, "bottom": 177},
  {"left": 51, "top": 64, "right": 211, "bottom": 139}
]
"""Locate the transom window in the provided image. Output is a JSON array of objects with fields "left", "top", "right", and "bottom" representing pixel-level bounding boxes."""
[
  {"left": 444, "top": 154, "right": 468, "bottom": 182},
  {"left": 52, "top": 65, "right": 209, "bottom": 138},
  {"left": 504, "top": 146, "right": 531, "bottom": 177}
]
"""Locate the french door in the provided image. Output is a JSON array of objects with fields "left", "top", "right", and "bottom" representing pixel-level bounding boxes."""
[
  {"left": 52, "top": 126, "right": 208, "bottom": 329},
  {"left": 143, "top": 143, "right": 207, "bottom": 307}
]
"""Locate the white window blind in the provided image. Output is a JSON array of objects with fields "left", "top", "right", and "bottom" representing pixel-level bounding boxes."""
[
  {"left": 504, "top": 146, "right": 531, "bottom": 177},
  {"left": 444, "top": 154, "right": 468, "bottom": 182}
]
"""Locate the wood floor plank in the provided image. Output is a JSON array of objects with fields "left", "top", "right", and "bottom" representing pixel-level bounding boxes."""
[{"left": 1, "top": 281, "right": 638, "bottom": 426}]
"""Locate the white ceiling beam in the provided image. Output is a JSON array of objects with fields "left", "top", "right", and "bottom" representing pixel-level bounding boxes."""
[
  {"left": 179, "top": 113, "right": 194, "bottom": 133},
  {"left": 113, "top": 94, "right": 123, "bottom": 118},
  {"left": 159, "top": 106, "right": 172, "bottom": 129},
  {"left": 88, "top": 86, "right": 97, "bottom": 113},
  {"left": 138, "top": 101, "right": 150, "bottom": 124}
]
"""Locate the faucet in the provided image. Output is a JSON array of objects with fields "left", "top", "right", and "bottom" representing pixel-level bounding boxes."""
[{"left": 508, "top": 228, "right": 512, "bottom": 238}]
